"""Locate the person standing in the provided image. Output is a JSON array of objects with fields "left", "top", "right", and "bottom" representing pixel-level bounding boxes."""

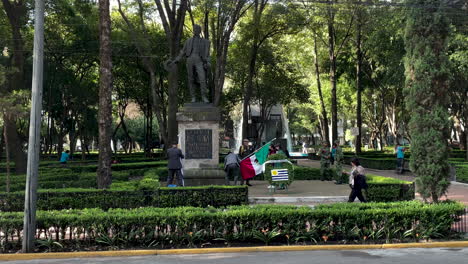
[
  {"left": 60, "top": 150, "right": 70, "bottom": 165},
  {"left": 345, "top": 158, "right": 367, "bottom": 203},
  {"left": 330, "top": 143, "right": 336, "bottom": 165},
  {"left": 239, "top": 138, "right": 254, "bottom": 186},
  {"left": 395, "top": 144, "right": 406, "bottom": 174},
  {"left": 224, "top": 149, "right": 240, "bottom": 185},
  {"left": 318, "top": 141, "right": 331, "bottom": 181},
  {"left": 167, "top": 142, "right": 185, "bottom": 186},
  {"left": 333, "top": 140, "right": 345, "bottom": 184},
  {"left": 302, "top": 141, "right": 307, "bottom": 154}
]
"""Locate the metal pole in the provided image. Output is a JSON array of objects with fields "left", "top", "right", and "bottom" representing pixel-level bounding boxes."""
[{"left": 22, "top": 0, "right": 45, "bottom": 253}]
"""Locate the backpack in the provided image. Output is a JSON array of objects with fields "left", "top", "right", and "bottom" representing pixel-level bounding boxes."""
[{"left": 354, "top": 174, "right": 368, "bottom": 189}]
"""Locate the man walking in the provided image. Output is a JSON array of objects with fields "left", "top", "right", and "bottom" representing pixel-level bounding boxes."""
[
  {"left": 318, "top": 141, "right": 331, "bottom": 181},
  {"left": 224, "top": 149, "right": 240, "bottom": 185},
  {"left": 167, "top": 142, "right": 185, "bottom": 186}
]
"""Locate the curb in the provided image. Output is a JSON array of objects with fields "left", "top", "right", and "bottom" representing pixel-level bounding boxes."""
[
  {"left": 249, "top": 196, "right": 348, "bottom": 204},
  {"left": 1, "top": 241, "right": 467, "bottom": 261},
  {"left": 451, "top": 181, "right": 468, "bottom": 187}
]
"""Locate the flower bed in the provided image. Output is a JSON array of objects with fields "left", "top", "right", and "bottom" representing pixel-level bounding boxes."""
[{"left": 0, "top": 201, "right": 464, "bottom": 252}]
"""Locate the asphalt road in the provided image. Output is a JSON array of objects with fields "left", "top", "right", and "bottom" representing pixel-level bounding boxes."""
[{"left": 4, "top": 248, "right": 468, "bottom": 264}]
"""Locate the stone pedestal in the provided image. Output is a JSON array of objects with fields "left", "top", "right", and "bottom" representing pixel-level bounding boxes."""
[{"left": 177, "top": 103, "right": 225, "bottom": 185}]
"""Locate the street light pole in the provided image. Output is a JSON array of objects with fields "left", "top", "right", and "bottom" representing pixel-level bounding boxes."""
[{"left": 22, "top": 0, "right": 45, "bottom": 253}]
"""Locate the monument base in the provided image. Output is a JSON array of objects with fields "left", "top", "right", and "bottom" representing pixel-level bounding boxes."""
[{"left": 183, "top": 168, "right": 226, "bottom": 186}]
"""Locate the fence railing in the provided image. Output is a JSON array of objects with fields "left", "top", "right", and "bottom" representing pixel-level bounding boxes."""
[{"left": 452, "top": 207, "right": 467, "bottom": 234}]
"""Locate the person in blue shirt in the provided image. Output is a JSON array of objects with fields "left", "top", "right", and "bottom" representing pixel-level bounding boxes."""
[
  {"left": 60, "top": 150, "right": 70, "bottom": 164},
  {"left": 395, "top": 144, "right": 405, "bottom": 174}
]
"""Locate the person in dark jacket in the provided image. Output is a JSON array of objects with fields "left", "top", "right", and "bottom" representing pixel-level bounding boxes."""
[
  {"left": 224, "top": 149, "right": 240, "bottom": 185},
  {"left": 167, "top": 142, "right": 185, "bottom": 186},
  {"left": 344, "top": 158, "right": 367, "bottom": 203}
]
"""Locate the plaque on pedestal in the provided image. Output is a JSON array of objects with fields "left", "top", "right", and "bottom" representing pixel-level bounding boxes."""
[{"left": 177, "top": 104, "right": 225, "bottom": 185}]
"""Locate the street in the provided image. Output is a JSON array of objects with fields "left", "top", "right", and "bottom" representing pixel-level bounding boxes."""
[{"left": 3, "top": 248, "right": 468, "bottom": 264}]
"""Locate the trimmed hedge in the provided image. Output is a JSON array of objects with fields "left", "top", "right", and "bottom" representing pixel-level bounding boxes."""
[
  {"left": 455, "top": 164, "right": 468, "bottom": 184},
  {"left": 0, "top": 186, "right": 248, "bottom": 212},
  {"left": 0, "top": 169, "right": 146, "bottom": 192},
  {"left": 0, "top": 202, "right": 464, "bottom": 251},
  {"left": 365, "top": 175, "right": 415, "bottom": 202}
]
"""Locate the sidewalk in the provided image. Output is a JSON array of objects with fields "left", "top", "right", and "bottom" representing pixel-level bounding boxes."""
[{"left": 297, "top": 159, "right": 468, "bottom": 205}]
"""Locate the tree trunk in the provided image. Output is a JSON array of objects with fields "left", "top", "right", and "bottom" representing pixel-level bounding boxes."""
[
  {"left": 355, "top": 3, "right": 363, "bottom": 154},
  {"left": 1, "top": 0, "right": 27, "bottom": 174},
  {"left": 0, "top": 126, "right": 3, "bottom": 163},
  {"left": 313, "top": 33, "right": 330, "bottom": 145},
  {"left": 242, "top": 0, "right": 263, "bottom": 140},
  {"left": 154, "top": 0, "right": 188, "bottom": 146},
  {"left": 327, "top": 1, "right": 338, "bottom": 143},
  {"left": 167, "top": 67, "right": 178, "bottom": 145},
  {"left": 242, "top": 44, "right": 258, "bottom": 140},
  {"left": 97, "top": 0, "right": 113, "bottom": 189},
  {"left": 3, "top": 116, "right": 26, "bottom": 174},
  {"left": 150, "top": 71, "right": 168, "bottom": 147},
  {"left": 3, "top": 125, "right": 11, "bottom": 193}
]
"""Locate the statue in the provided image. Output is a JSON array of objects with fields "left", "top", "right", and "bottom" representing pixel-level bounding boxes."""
[{"left": 167, "top": 24, "right": 210, "bottom": 103}]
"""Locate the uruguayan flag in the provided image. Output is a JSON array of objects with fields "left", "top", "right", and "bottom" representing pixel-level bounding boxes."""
[{"left": 271, "top": 169, "right": 289, "bottom": 181}]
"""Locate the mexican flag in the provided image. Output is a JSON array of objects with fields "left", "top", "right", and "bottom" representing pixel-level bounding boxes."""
[{"left": 240, "top": 142, "right": 272, "bottom": 180}]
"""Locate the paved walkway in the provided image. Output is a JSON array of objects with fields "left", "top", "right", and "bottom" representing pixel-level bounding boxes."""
[
  {"left": 298, "top": 160, "right": 468, "bottom": 205},
  {"left": 247, "top": 159, "right": 468, "bottom": 205}
]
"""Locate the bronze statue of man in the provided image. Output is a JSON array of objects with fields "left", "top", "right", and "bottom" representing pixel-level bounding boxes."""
[{"left": 170, "top": 24, "right": 210, "bottom": 103}]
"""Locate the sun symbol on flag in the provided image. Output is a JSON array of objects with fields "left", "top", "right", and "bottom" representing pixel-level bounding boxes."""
[{"left": 272, "top": 170, "right": 278, "bottom": 176}]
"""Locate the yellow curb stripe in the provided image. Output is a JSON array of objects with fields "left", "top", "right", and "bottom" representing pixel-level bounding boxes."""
[{"left": 0, "top": 242, "right": 467, "bottom": 261}]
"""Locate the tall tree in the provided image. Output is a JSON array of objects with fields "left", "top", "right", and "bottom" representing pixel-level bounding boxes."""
[
  {"left": 210, "top": 0, "right": 250, "bottom": 106},
  {"left": 242, "top": 0, "right": 268, "bottom": 141},
  {"left": 312, "top": 32, "right": 330, "bottom": 145},
  {"left": 326, "top": 0, "right": 354, "bottom": 143},
  {"left": 1, "top": 0, "right": 28, "bottom": 174},
  {"left": 116, "top": 0, "right": 169, "bottom": 147},
  {"left": 97, "top": 0, "right": 113, "bottom": 189},
  {"left": 404, "top": 0, "right": 451, "bottom": 203},
  {"left": 154, "top": 0, "right": 188, "bottom": 145},
  {"left": 355, "top": 0, "right": 363, "bottom": 153}
]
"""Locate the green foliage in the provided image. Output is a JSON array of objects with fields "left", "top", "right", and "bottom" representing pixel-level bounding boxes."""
[
  {"left": 0, "top": 186, "right": 248, "bottom": 212},
  {"left": 404, "top": 0, "right": 452, "bottom": 202},
  {"left": 455, "top": 165, "right": 468, "bottom": 183},
  {"left": 365, "top": 175, "right": 415, "bottom": 202},
  {"left": 137, "top": 169, "right": 161, "bottom": 190},
  {"left": 0, "top": 202, "right": 463, "bottom": 250}
]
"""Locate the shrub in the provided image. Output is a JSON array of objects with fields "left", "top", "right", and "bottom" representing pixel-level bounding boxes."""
[
  {"left": 294, "top": 166, "right": 334, "bottom": 180},
  {"left": 137, "top": 169, "right": 161, "bottom": 190},
  {"left": 0, "top": 186, "right": 248, "bottom": 212},
  {"left": 0, "top": 201, "right": 463, "bottom": 251},
  {"left": 365, "top": 175, "right": 415, "bottom": 202},
  {"left": 455, "top": 164, "right": 468, "bottom": 184}
]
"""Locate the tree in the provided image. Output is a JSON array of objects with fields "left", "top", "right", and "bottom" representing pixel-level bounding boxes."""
[
  {"left": 97, "top": 0, "right": 113, "bottom": 189},
  {"left": 1, "top": 0, "right": 29, "bottom": 174},
  {"left": 116, "top": 0, "right": 169, "bottom": 148},
  {"left": 404, "top": 0, "right": 451, "bottom": 203},
  {"left": 209, "top": 0, "right": 250, "bottom": 106},
  {"left": 325, "top": 0, "right": 354, "bottom": 143},
  {"left": 154, "top": 0, "right": 188, "bottom": 145},
  {"left": 241, "top": 0, "right": 302, "bottom": 140}
]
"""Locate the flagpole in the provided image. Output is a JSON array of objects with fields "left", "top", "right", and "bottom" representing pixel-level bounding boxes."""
[{"left": 240, "top": 138, "right": 276, "bottom": 162}]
